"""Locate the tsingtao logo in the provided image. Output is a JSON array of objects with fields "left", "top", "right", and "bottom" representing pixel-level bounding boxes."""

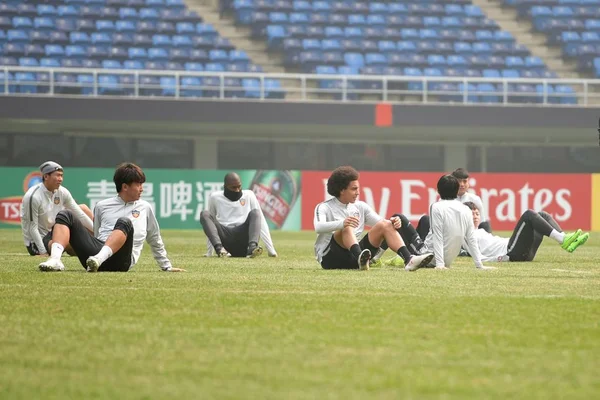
[{"left": 23, "top": 171, "right": 43, "bottom": 193}]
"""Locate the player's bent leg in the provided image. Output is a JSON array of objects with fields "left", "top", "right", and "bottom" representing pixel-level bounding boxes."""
[
  {"left": 200, "top": 210, "right": 231, "bottom": 255},
  {"left": 391, "top": 213, "right": 424, "bottom": 254},
  {"left": 245, "top": 209, "right": 263, "bottom": 257},
  {"left": 91, "top": 218, "right": 135, "bottom": 272}
]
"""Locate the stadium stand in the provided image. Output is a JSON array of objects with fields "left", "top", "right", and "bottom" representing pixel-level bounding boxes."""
[
  {"left": 0, "top": 0, "right": 284, "bottom": 98},
  {"left": 502, "top": 0, "right": 600, "bottom": 78},
  {"left": 0, "top": 0, "right": 594, "bottom": 104},
  {"left": 219, "top": 0, "right": 585, "bottom": 104}
]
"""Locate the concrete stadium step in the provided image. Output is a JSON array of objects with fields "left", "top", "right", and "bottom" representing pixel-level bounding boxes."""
[
  {"left": 184, "top": 0, "right": 286, "bottom": 74},
  {"left": 473, "top": 0, "right": 587, "bottom": 81}
]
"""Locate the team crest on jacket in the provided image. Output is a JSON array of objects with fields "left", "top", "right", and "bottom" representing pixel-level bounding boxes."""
[
  {"left": 131, "top": 210, "right": 140, "bottom": 218},
  {"left": 239, "top": 198, "right": 246, "bottom": 206},
  {"left": 53, "top": 197, "right": 60, "bottom": 205}
]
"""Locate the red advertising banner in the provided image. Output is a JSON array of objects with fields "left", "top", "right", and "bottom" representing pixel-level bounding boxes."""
[{"left": 301, "top": 171, "right": 591, "bottom": 231}]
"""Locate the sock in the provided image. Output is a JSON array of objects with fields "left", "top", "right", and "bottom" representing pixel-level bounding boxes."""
[
  {"left": 50, "top": 243, "right": 64, "bottom": 260},
  {"left": 95, "top": 246, "right": 113, "bottom": 264},
  {"left": 350, "top": 244, "right": 361, "bottom": 259},
  {"left": 371, "top": 248, "right": 385, "bottom": 261},
  {"left": 550, "top": 229, "right": 565, "bottom": 244},
  {"left": 214, "top": 243, "right": 224, "bottom": 253},
  {"left": 396, "top": 246, "right": 412, "bottom": 263},
  {"left": 248, "top": 241, "right": 258, "bottom": 249}
]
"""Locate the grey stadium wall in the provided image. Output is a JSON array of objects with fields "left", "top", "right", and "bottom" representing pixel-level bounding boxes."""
[{"left": 0, "top": 97, "right": 598, "bottom": 172}]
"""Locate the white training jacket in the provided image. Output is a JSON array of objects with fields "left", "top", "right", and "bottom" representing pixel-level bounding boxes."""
[
  {"left": 20, "top": 183, "right": 93, "bottom": 253},
  {"left": 313, "top": 197, "right": 382, "bottom": 262},
  {"left": 472, "top": 229, "right": 511, "bottom": 262},
  {"left": 204, "top": 190, "right": 276, "bottom": 256},
  {"left": 94, "top": 196, "right": 171, "bottom": 270},
  {"left": 422, "top": 199, "right": 484, "bottom": 268}
]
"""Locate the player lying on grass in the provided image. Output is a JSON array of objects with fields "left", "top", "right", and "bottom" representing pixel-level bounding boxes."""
[
  {"left": 463, "top": 201, "right": 589, "bottom": 262},
  {"left": 373, "top": 174, "right": 494, "bottom": 271},
  {"left": 38, "top": 162, "right": 183, "bottom": 272},
  {"left": 21, "top": 161, "right": 94, "bottom": 257},
  {"left": 200, "top": 172, "right": 277, "bottom": 258},
  {"left": 313, "top": 166, "right": 434, "bottom": 270}
]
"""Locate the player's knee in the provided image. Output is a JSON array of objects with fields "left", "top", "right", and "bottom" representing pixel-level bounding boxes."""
[
  {"left": 523, "top": 209, "right": 536, "bottom": 219},
  {"left": 248, "top": 209, "right": 260, "bottom": 219},
  {"left": 200, "top": 210, "right": 212, "bottom": 222},
  {"left": 55, "top": 210, "right": 74, "bottom": 226},
  {"left": 396, "top": 213, "right": 410, "bottom": 227},
  {"left": 114, "top": 217, "right": 133, "bottom": 236},
  {"left": 377, "top": 219, "right": 394, "bottom": 231}
]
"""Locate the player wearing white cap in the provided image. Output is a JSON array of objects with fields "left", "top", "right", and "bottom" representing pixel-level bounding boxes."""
[{"left": 20, "top": 161, "right": 93, "bottom": 256}]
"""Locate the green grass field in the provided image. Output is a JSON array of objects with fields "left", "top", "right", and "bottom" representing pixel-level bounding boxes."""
[{"left": 0, "top": 229, "right": 598, "bottom": 399}]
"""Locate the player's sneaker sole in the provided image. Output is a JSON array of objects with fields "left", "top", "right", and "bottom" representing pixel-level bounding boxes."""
[
  {"left": 86, "top": 257, "right": 100, "bottom": 273},
  {"left": 246, "top": 246, "right": 263, "bottom": 258},
  {"left": 405, "top": 253, "right": 435, "bottom": 272},
  {"left": 561, "top": 229, "right": 582, "bottom": 251},
  {"left": 566, "top": 232, "right": 589, "bottom": 253},
  {"left": 358, "top": 249, "right": 371, "bottom": 270},
  {"left": 38, "top": 260, "right": 65, "bottom": 272}
]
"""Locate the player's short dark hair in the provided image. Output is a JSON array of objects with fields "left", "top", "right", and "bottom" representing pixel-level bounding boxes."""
[
  {"left": 452, "top": 168, "right": 469, "bottom": 180},
  {"left": 113, "top": 162, "right": 146, "bottom": 193},
  {"left": 463, "top": 201, "right": 478, "bottom": 211},
  {"left": 437, "top": 174, "right": 459, "bottom": 200},
  {"left": 327, "top": 166, "right": 359, "bottom": 197}
]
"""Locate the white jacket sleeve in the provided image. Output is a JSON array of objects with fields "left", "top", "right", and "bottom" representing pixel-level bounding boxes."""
[
  {"left": 62, "top": 188, "right": 93, "bottom": 232},
  {"left": 314, "top": 203, "right": 343, "bottom": 233},
  {"left": 145, "top": 206, "right": 172, "bottom": 270},
  {"left": 463, "top": 212, "right": 484, "bottom": 268},
  {"left": 249, "top": 192, "right": 277, "bottom": 256},
  {"left": 363, "top": 202, "right": 383, "bottom": 227},
  {"left": 22, "top": 194, "right": 47, "bottom": 254},
  {"left": 473, "top": 195, "right": 486, "bottom": 222},
  {"left": 430, "top": 205, "right": 446, "bottom": 267}
]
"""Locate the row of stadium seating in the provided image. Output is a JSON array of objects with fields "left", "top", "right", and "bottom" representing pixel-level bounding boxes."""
[
  {"left": 0, "top": 0, "right": 274, "bottom": 98},
  {"left": 504, "top": 0, "right": 600, "bottom": 77},
  {"left": 225, "top": 0, "right": 557, "bottom": 83},
  {"left": 0, "top": 68, "right": 577, "bottom": 104},
  {"left": 0, "top": 70, "right": 285, "bottom": 98}
]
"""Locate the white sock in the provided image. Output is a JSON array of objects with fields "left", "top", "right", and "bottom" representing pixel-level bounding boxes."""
[
  {"left": 94, "top": 246, "right": 113, "bottom": 264},
  {"left": 550, "top": 229, "right": 565, "bottom": 244},
  {"left": 50, "top": 243, "right": 64, "bottom": 260}
]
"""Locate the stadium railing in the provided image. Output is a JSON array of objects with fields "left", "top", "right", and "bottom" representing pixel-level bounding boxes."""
[{"left": 1, "top": 66, "right": 600, "bottom": 107}]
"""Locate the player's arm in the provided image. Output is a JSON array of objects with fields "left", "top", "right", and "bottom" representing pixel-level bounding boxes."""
[
  {"left": 249, "top": 192, "right": 277, "bottom": 257},
  {"left": 23, "top": 194, "right": 47, "bottom": 255},
  {"left": 93, "top": 203, "right": 101, "bottom": 238},
  {"left": 63, "top": 188, "right": 93, "bottom": 231},
  {"left": 463, "top": 212, "right": 494, "bottom": 269},
  {"left": 362, "top": 202, "right": 383, "bottom": 227},
  {"left": 146, "top": 206, "right": 184, "bottom": 272},
  {"left": 314, "top": 203, "right": 344, "bottom": 233},
  {"left": 430, "top": 206, "right": 445, "bottom": 268},
  {"left": 473, "top": 196, "right": 486, "bottom": 221}
]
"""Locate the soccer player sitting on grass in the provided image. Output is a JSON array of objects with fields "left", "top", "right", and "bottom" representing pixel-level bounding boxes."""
[
  {"left": 38, "top": 162, "right": 183, "bottom": 273},
  {"left": 452, "top": 167, "right": 492, "bottom": 233},
  {"left": 383, "top": 174, "right": 494, "bottom": 271},
  {"left": 463, "top": 201, "right": 589, "bottom": 262},
  {"left": 21, "top": 161, "right": 94, "bottom": 257},
  {"left": 313, "top": 166, "right": 434, "bottom": 270},
  {"left": 200, "top": 172, "right": 277, "bottom": 258}
]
